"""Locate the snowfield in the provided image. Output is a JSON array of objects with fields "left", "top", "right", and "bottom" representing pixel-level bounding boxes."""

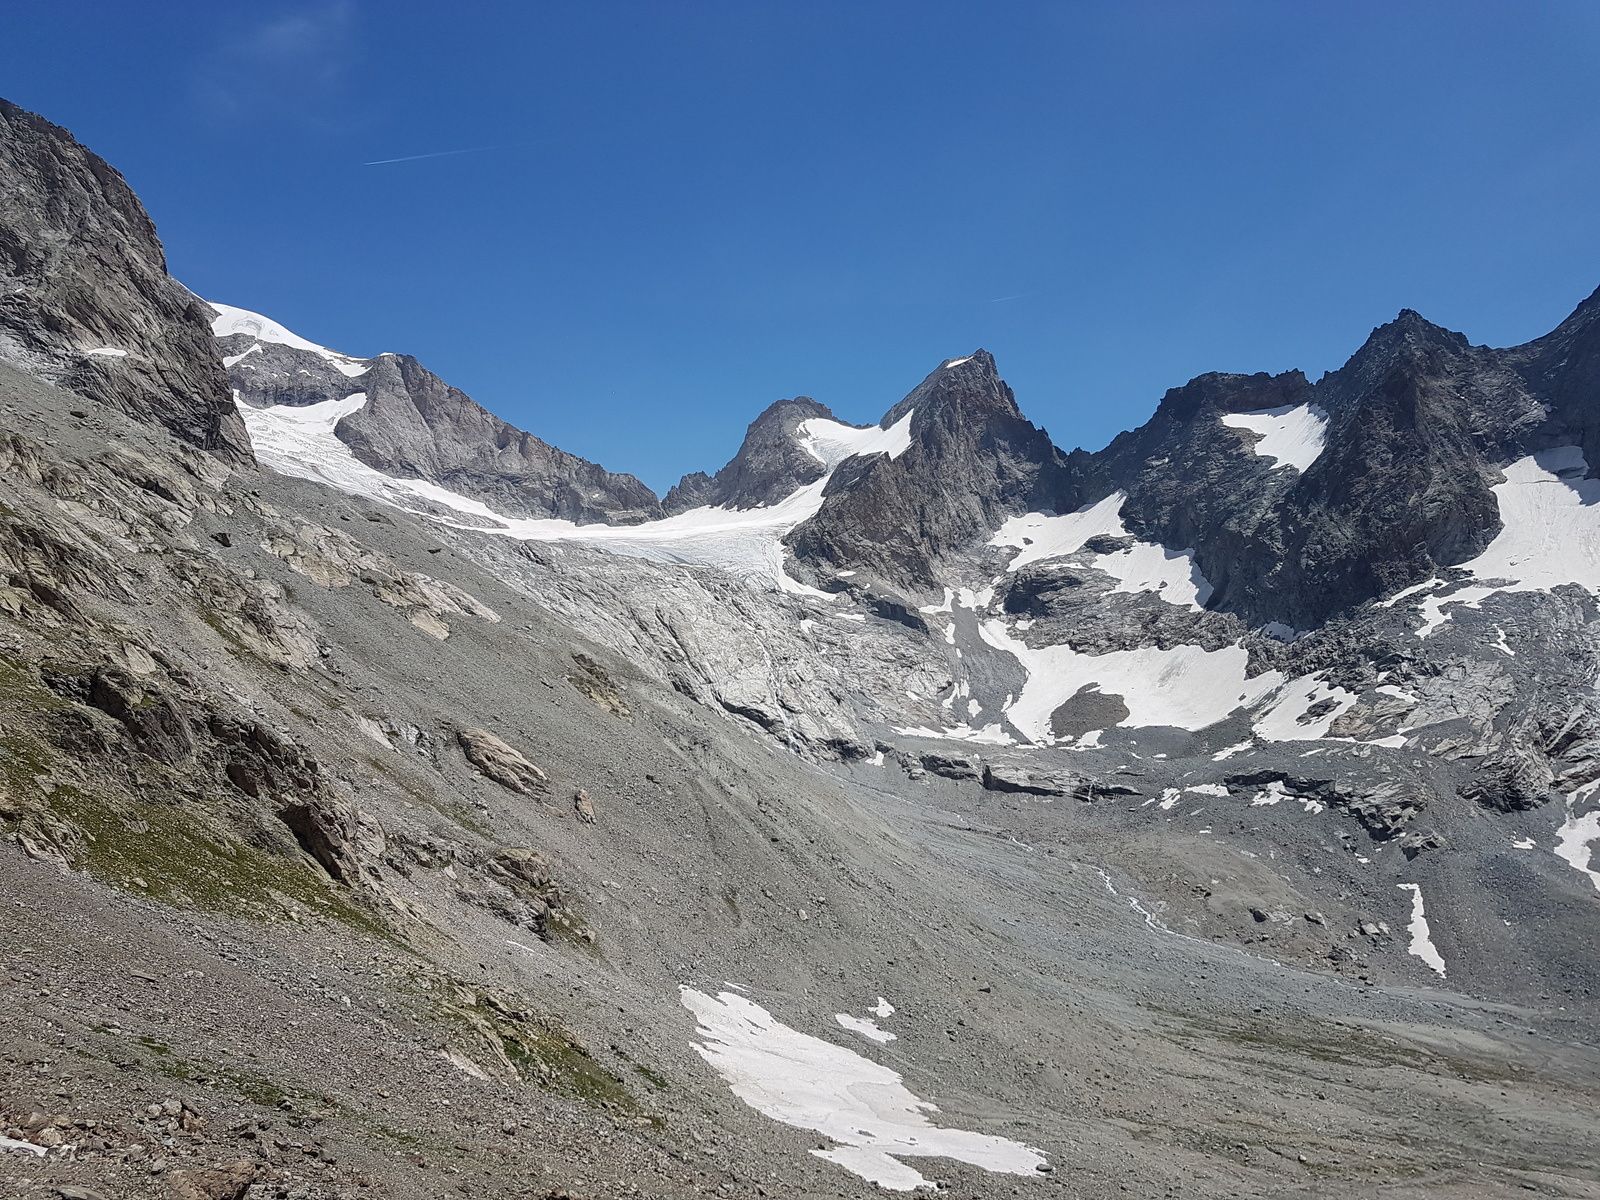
[
  {"left": 1220, "top": 403, "right": 1329, "bottom": 472},
  {"left": 1414, "top": 448, "right": 1600, "bottom": 635},
  {"left": 978, "top": 619, "right": 1280, "bottom": 741},
  {"left": 681, "top": 987, "right": 1047, "bottom": 1191},
  {"left": 239, "top": 390, "right": 914, "bottom": 597},
  {"left": 209, "top": 300, "right": 371, "bottom": 378},
  {"left": 988, "top": 492, "right": 1213, "bottom": 609}
]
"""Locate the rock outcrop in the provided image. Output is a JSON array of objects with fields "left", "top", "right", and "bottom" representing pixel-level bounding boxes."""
[{"left": 0, "top": 99, "right": 250, "bottom": 461}]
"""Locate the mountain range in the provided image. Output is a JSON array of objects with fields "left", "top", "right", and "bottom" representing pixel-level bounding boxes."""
[{"left": 2, "top": 95, "right": 1598, "bottom": 1200}]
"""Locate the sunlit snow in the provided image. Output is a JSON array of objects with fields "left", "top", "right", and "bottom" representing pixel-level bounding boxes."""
[
  {"left": 1396, "top": 883, "right": 1446, "bottom": 976},
  {"left": 835, "top": 1012, "right": 897, "bottom": 1043},
  {"left": 979, "top": 619, "right": 1279, "bottom": 741},
  {"left": 210, "top": 301, "right": 370, "bottom": 378},
  {"left": 1220, "top": 404, "right": 1329, "bottom": 472},
  {"left": 988, "top": 492, "right": 1212, "bottom": 609},
  {"left": 240, "top": 391, "right": 914, "bottom": 598},
  {"left": 681, "top": 987, "right": 1047, "bottom": 1191},
  {"left": 1414, "top": 448, "right": 1600, "bottom": 636}
]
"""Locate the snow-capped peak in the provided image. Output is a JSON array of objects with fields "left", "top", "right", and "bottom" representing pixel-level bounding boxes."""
[{"left": 207, "top": 301, "right": 370, "bottom": 378}]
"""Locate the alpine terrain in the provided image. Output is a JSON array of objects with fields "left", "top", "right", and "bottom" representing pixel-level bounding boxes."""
[{"left": 2, "top": 96, "right": 1599, "bottom": 1200}]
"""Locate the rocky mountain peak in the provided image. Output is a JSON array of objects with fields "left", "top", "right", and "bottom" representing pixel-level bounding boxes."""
[
  {"left": 663, "top": 395, "right": 838, "bottom": 513},
  {"left": 0, "top": 97, "right": 250, "bottom": 461}
]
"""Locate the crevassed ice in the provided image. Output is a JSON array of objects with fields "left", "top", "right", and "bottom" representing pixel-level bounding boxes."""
[
  {"left": 988, "top": 492, "right": 1212, "bottom": 610},
  {"left": 1220, "top": 403, "right": 1329, "bottom": 472},
  {"left": 681, "top": 987, "right": 1046, "bottom": 1191},
  {"left": 238, "top": 391, "right": 914, "bottom": 598}
]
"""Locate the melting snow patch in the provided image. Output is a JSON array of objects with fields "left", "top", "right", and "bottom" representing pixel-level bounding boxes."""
[
  {"left": 681, "top": 988, "right": 1047, "bottom": 1191},
  {"left": 1413, "top": 448, "right": 1600, "bottom": 636},
  {"left": 980, "top": 620, "right": 1278, "bottom": 742},
  {"left": 835, "top": 1013, "right": 897, "bottom": 1043},
  {"left": 1555, "top": 800, "right": 1600, "bottom": 893},
  {"left": 1512, "top": 837, "right": 1536, "bottom": 850},
  {"left": 1220, "top": 403, "right": 1329, "bottom": 472},
  {"left": 871, "top": 997, "right": 895, "bottom": 1018},
  {"left": 988, "top": 493, "right": 1212, "bottom": 609},
  {"left": 1396, "top": 884, "right": 1446, "bottom": 976},
  {"left": 1250, "top": 781, "right": 1289, "bottom": 806}
]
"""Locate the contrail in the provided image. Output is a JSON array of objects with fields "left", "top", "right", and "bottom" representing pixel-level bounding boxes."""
[
  {"left": 987, "top": 293, "right": 1026, "bottom": 303},
  {"left": 362, "top": 145, "right": 501, "bottom": 166}
]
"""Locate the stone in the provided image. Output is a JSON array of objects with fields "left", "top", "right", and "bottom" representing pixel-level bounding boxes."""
[{"left": 458, "top": 728, "right": 549, "bottom": 796}]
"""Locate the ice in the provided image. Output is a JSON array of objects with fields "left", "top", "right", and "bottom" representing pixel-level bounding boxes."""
[
  {"left": 209, "top": 300, "right": 370, "bottom": 377},
  {"left": 979, "top": 619, "right": 1280, "bottom": 741},
  {"left": 988, "top": 493, "right": 1212, "bottom": 609},
  {"left": 240, "top": 391, "right": 913, "bottom": 599},
  {"left": 681, "top": 987, "right": 1047, "bottom": 1191},
  {"left": 1220, "top": 403, "right": 1329, "bottom": 472},
  {"left": 1396, "top": 884, "right": 1446, "bottom": 976}
]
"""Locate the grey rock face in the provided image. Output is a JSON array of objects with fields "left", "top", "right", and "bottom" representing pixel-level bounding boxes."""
[
  {"left": 0, "top": 98, "right": 250, "bottom": 462},
  {"left": 1099, "top": 311, "right": 1557, "bottom": 628},
  {"left": 787, "top": 352, "right": 1073, "bottom": 590},
  {"left": 663, "top": 397, "right": 834, "bottom": 512},
  {"left": 224, "top": 336, "right": 664, "bottom": 524}
]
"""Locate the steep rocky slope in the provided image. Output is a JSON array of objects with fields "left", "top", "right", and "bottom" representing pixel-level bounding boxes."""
[
  {"left": 0, "top": 100, "right": 249, "bottom": 463},
  {"left": 216, "top": 304, "right": 661, "bottom": 524}
]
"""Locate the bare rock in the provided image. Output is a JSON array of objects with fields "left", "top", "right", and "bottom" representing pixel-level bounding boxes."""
[{"left": 458, "top": 728, "right": 548, "bottom": 795}]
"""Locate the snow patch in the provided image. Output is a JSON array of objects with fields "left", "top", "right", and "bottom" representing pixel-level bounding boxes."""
[
  {"left": 1396, "top": 884, "right": 1446, "bottom": 976},
  {"left": 681, "top": 987, "right": 1047, "bottom": 1191},
  {"left": 1555, "top": 799, "right": 1600, "bottom": 893},
  {"left": 1220, "top": 403, "right": 1329, "bottom": 472},
  {"left": 1414, "top": 448, "right": 1600, "bottom": 635},
  {"left": 83, "top": 346, "right": 128, "bottom": 358},
  {"left": 979, "top": 619, "right": 1279, "bottom": 742},
  {"left": 835, "top": 1013, "right": 896, "bottom": 1044},
  {"left": 989, "top": 493, "right": 1211, "bottom": 609},
  {"left": 796, "top": 412, "right": 915, "bottom": 469},
  {"left": 209, "top": 301, "right": 369, "bottom": 377}
]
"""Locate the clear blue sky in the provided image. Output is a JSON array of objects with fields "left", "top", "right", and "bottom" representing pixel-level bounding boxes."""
[{"left": 5, "top": 2, "right": 1599, "bottom": 491}]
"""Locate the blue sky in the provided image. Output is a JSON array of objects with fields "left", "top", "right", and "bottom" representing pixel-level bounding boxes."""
[{"left": 5, "top": 2, "right": 1599, "bottom": 492}]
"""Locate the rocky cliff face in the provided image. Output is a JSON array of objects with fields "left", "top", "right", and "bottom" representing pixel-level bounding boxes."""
[
  {"left": 217, "top": 309, "right": 662, "bottom": 524},
  {"left": 0, "top": 98, "right": 250, "bottom": 462},
  {"left": 786, "top": 352, "right": 1073, "bottom": 589},
  {"left": 663, "top": 396, "right": 835, "bottom": 512}
]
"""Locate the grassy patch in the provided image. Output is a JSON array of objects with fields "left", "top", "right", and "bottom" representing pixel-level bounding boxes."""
[{"left": 440, "top": 989, "right": 647, "bottom": 1119}]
